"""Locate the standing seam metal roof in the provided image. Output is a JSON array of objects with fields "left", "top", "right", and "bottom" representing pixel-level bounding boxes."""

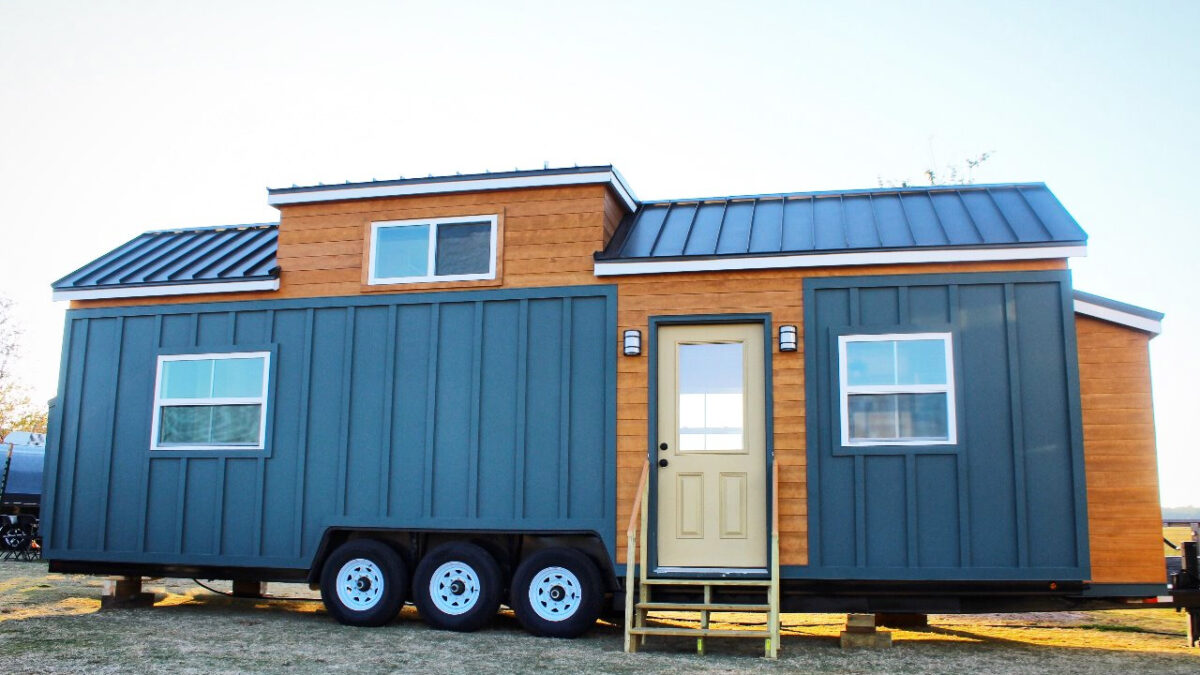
[
  {"left": 598, "top": 182, "right": 1086, "bottom": 261},
  {"left": 52, "top": 224, "right": 279, "bottom": 290}
]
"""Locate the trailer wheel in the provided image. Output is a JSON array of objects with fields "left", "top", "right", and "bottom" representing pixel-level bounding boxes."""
[
  {"left": 510, "top": 547, "right": 603, "bottom": 638},
  {"left": 319, "top": 539, "right": 408, "bottom": 627},
  {"left": 412, "top": 542, "right": 502, "bottom": 632}
]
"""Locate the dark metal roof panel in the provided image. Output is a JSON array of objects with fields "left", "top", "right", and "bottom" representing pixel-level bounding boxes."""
[
  {"left": 598, "top": 182, "right": 1086, "bottom": 261},
  {"left": 53, "top": 224, "right": 279, "bottom": 290}
]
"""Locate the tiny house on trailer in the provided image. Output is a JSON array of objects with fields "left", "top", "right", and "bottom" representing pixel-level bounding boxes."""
[{"left": 45, "top": 166, "right": 1184, "bottom": 648}]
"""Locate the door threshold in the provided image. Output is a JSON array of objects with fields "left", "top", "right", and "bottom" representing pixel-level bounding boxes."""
[{"left": 653, "top": 566, "right": 769, "bottom": 578}]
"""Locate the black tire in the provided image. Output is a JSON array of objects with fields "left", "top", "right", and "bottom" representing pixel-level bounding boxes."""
[
  {"left": 510, "top": 547, "right": 604, "bottom": 638},
  {"left": 412, "top": 541, "right": 503, "bottom": 632},
  {"left": 319, "top": 539, "right": 409, "bottom": 627},
  {"left": 0, "top": 524, "right": 30, "bottom": 551}
]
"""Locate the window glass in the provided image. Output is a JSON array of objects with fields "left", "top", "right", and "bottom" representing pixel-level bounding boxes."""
[
  {"left": 154, "top": 352, "right": 269, "bottom": 449},
  {"left": 841, "top": 333, "right": 955, "bottom": 445},
  {"left": 896, "top": 340, "right": 947, "bottom": 385},
  {"left": 846, "top": 341, "right": 894, "bottom": 386},
  {"left": 435, "top": 222, "right": 491, "bottom": 275},
  {"left": 212, "top": 357, "right": 265, "bottom": 398},
  {"left": 160, "top": 359, "right": 212, "bottom": 399},
  {"left": 375, "top": 224, "right": 430, "bottom": 278},
  {"left": 678, "top": 342, "right": 744, "bottom": 451}
]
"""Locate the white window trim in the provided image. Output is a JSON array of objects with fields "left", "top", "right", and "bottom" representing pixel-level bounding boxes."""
[
  {"left": 368, "top": 215, "right": 498, "bottom": 285},
  {"left": 838, "top": 332, "right": 957, "bottom": 447},
  {"left": 150, "top": 351, "right": 271, "bottom": 451}
]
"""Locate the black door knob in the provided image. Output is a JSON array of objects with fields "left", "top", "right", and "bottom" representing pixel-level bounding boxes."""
[
  {"left": 658, "top": 458, "right": 669, "bottom": 468},
  {"left": 659, "top": 442, "right": 668, "bottom": 451}
]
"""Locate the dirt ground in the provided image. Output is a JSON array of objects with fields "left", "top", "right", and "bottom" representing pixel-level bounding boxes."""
[{"left": 1, "top": 560, "right": 1199, "bottom": 674}]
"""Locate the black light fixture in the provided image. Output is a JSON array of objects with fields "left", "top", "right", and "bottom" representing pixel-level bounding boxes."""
[
  {"left": 779, "top": 325, "right": 798, "bottom": 352},
  {"left": 623, "top": 329, "right": 642, "bottom": 356}
]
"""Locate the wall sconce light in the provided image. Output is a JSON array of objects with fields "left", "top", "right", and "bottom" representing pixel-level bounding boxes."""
[
  {"left": 779, "top": 325, "right": 798, "bottom": 352},
  {"left": 623, "top": 329, "right": 642, "bottom": 356}
]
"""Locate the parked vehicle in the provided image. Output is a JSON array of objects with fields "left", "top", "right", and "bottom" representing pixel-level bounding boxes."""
[{"left": 1, "top": 431, "right": 45, "bottom": 551}]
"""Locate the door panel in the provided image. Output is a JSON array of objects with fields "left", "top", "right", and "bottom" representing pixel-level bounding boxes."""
[{"left": 656, "top": 323, "right": 767, "bottom": 568}]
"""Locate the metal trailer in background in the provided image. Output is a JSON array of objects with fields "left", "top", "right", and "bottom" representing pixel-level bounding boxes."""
[{"left": 1, "top": 431, "right": 45, "bottom": 554}]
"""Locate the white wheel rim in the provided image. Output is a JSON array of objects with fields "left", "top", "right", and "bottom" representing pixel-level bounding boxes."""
[
  {"left": 336, "top": 558, "right": 385, "bottom": 612},
  {"left": 527, "top": 566, "right": 582, "bottom": 622},
  {"left": 429, "top": 561, "right": 481, "bottom": 616}
]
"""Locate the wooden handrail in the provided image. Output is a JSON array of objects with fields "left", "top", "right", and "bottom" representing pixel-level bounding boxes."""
[
  {"left": 624, "top": 458, "right": 650, "bottom": 653},
  {"left": 627, "top": 459, "right": 650, "bottom": 538}
]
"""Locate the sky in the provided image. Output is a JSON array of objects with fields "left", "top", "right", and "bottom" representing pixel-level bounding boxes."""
[{"left": 1, "top": 1, "right": 1196, "bottom": 504}]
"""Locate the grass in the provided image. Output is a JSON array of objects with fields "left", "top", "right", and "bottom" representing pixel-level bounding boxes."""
[{"left": 1, "top": 560, "right": 1199, "bottom": 673}]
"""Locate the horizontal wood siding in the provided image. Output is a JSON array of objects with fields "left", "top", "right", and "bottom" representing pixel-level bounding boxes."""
[
  {"left": 71, "top": 185, "right": 618, "bottom": 309},
  {"left": 1076, "top": 315, "right": 1164, "bottom": 584},
  {"left": 612, "top": 259, "right": 1068, "bottom": 565}
]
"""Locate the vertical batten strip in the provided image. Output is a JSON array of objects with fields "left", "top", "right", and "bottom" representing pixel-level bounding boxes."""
[
  {"left": 174, "top": 318, "right": 200, "bottom": 555},
  {"left": 1004, "top": 283, "right": 1030, "bottom": 567},
  {"left": 513, "top": 300, "right": 529, "bottom": 518},
  {"left": 58, "top": 319, "right": 87, "bottom": 549},
  {"left": 291, "top": 309, "right": 315, "bottom": 558},
  {"left": 335, "top": 307, "right": 356, "bottom": 516},
  {"left": 557, "top": 300, "right": 573, "bottom": 518},
  {"left": 422, "top": 304, "right": 441, "bottom": 518},
  {"left": 137, "top": 316, "right": 162, "bottom": 552},
  {"left": 379, "top": 305, "right": 398, "bottom": 517},
  {"left": 949, "top": 285, "right": 972, "bottom": 566},
  {"left": 96, "top": 317, "right": 124, "bottom": 550},
  {"left": 853, "top": 454, "right": 866, "bottom": 568},
  {"left": 904, "top": 454, "right": 918, "bottom": 567},
  {"left": 467, "top": 302, "right": 484, "bottom": 517},
  {"left": 252, "top": 309, "right": 275, "bottom": 556}
]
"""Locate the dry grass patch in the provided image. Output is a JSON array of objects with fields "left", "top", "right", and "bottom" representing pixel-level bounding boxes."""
[{"left": 1, "top": 561, "right": 1199, "bottom": 673}]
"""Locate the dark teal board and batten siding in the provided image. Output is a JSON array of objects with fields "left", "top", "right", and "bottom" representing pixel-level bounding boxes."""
[
  {"left": 42, "top": 285, "right": 618, "bottom": 570},
  {"left": 801, "top": 271, "right": 1089, "bottom": 581}
]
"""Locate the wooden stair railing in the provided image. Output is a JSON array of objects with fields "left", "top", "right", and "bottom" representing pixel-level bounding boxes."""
[{"left": 623, "top": 459, "right": 782, "bottom": 659}]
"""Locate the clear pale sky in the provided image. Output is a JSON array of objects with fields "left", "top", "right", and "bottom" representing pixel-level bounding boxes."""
[{"left": 1, "top": 2, "right": 1196, "bottom": 504}]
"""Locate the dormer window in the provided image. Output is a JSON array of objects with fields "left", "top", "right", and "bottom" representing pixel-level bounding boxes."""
[{"left": 368, "top": 215, "right": 498, "bottom": 284}]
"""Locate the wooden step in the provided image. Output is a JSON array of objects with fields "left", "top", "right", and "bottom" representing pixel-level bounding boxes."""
[
  {"left": 628, "top": 627, "right": 769, "bottom": 638},
  {"left": 637, "top": 602, "right": 772, "bottom": 612},
  {"left": 642, "top": 578, "right": 771, "bottom": 586}
]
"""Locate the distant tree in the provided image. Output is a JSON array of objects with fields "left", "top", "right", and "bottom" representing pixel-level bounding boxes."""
[
  {"left": 878, "top": 151, "right": 994, "bottom": 188},
  {"left": 0, "top": 297, "right": 47, "bottom": 436}
]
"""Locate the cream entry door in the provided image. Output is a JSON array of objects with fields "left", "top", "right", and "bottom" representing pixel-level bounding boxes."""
[{"left": 655, "top": 323, "right": 767, "bottom": 569}]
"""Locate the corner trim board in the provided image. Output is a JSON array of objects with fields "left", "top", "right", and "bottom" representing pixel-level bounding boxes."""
[{"left": 593, "top": 245, "right": 1088, "bottom": 276}]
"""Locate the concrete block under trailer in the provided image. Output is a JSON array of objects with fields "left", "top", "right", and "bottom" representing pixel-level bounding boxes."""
[{"left": 42, "top": 282, "right": 1191, "bottom": 638}]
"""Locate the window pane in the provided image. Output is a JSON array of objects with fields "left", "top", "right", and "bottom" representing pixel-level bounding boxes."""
[
  {"left": 161, "top": 359, "right": 212, "bottom": 399},
  {"left": 678, "top": 342, "right": 743, "bottom": 451},
  {"left": 435, "top": 222, "right": 491, "bottom": 276},
  {"left": 897, "top": 339, "right": 947, "bottom": 385},
  {"left": 212, "top": 357, "right": 265, "bottom": 398},
  {"left": 897, "top": 393, "right": 949, "bottom": 439},
  {"left": 847, "top": 394, "right": 898, "bottom": 440},
  {"left": 159, "top": 405, "right": 213, "bottom": 444},
  {"left": 375, "top": 224, "right": 429, "bottom": 278},
  {"left": 210, "top": 405, "right": 262, "bottom": 444},
  {"left": 846, "top": 341, "right": 895, "bottom": 386}
]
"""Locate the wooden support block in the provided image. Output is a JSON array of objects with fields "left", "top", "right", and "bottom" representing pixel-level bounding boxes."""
[
  {"left": 100, "top": 576, "right": 156, "bottom": 609},
  {"left": 232, "top": 580, "right": 268, "bottom": 598},
  {"left": 844, "top": 613, "right": 877, "bottom": 634},
  {"left": 840, "top": 630, "right": 893, "bottom": 649},
  {"left": 875, "top": 612, "right": 929, "bottom": 629}
]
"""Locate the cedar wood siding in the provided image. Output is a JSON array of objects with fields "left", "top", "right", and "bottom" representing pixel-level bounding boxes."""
[
  {"left": 69, "top": 186, "right": 1162, "bottom": 582},
  {"left": 1076, "top": 315, "right": 1164, "bottom": 584}
]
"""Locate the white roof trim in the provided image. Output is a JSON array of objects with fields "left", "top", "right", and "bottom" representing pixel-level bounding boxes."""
[
  {"left": 1074, "top": 299, "right": 1162, "bottom": 335},
  {"left": 268, "top": 169, "right": 639, "bottom": 213},
  {"left": 53, "top": 279, "right": 280, "bottom": 302},
  {"left": 593, "top": 245, "right": 1087, "bottom": 276}
]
